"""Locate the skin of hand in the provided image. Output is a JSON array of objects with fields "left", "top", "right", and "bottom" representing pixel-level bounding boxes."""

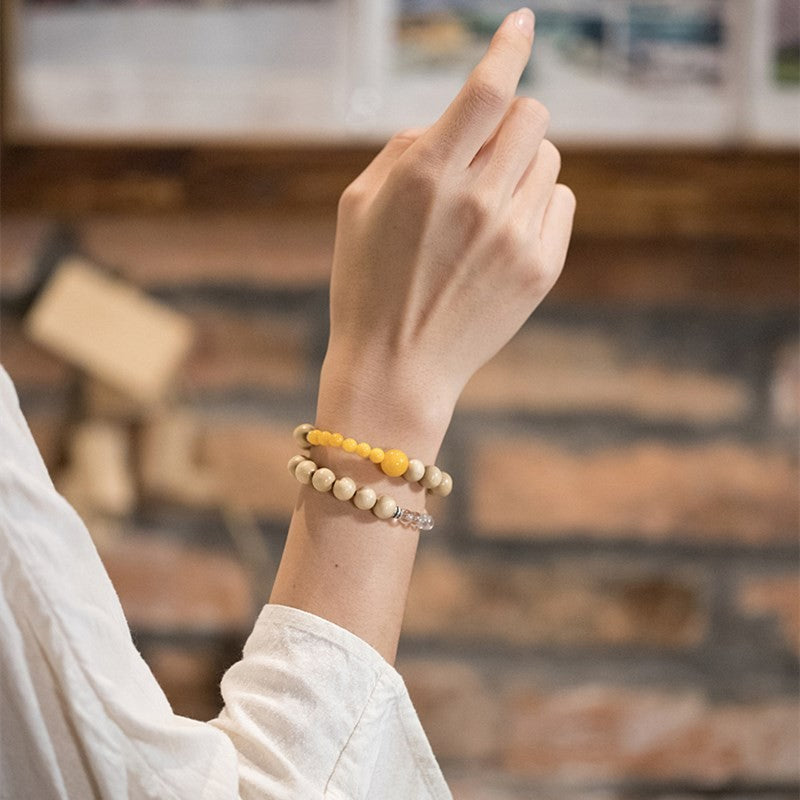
[
  {"left": 318, "top": 7, "right": 576, "bottom": 455},
  {"left": 270, "top": 8, "right": 575, "bottom": 663}
]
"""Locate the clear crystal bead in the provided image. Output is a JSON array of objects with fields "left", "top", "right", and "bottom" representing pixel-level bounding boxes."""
[{"left": 419, "top": 514, "right": 434, "bottom": 532}]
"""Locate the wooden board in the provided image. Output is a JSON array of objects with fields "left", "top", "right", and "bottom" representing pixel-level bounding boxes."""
[{"left": 25, "top": 257, "right": 193, "bottom": 404}]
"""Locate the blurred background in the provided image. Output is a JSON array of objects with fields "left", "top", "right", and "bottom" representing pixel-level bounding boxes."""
[{"left": 1, "top": 1, "right": 798, "bottom": 798}]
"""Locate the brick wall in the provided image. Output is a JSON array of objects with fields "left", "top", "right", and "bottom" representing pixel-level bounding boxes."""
[{"left": 1, "top": 146, "right": 798, "bottom": 799}]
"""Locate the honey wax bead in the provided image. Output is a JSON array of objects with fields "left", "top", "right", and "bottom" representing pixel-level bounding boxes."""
[
  {"left": 319, "top": 430, "right": 332, "bottom": 446},
  {"left": 293, "top": 423, "right": 314, "bottom": 449},
  {"left": 373, "top": 495, "right": 398, "bottom": 520},
  {"left": 355, "top": 442, "right": 372, "bottom": 459},
  {"left": 311, "top": 467, "right": 336, "bottom": 493},
  {"left": 332, "top": 476, "right": 357, "bottom": 501},
  {"left": 295, "top": 459, "right": 317, "bottom": 485},
  {"left": 330, "top": 432, "right": 344, "bottom": 447},
  {"left": 369, "top": 448, "right": 385, "bottom": 464},
  {"left": 420, "top": 465, "right": 442, "bottom": 490},
  {"left": 432, "top": 471, "right": 453, "bottom": 497},
  {"left": 381, "top": 449, "right": 409, "bottom": 478},
  {"left": 353, "top": 486, "right": 377, "bottom": 510},
  {"left": 342, "top": 438, "right": 358, "bottom": 453},
  {"left": 306, "top": 429, "right": 320, "bottom": 446},
  {"left": 287, "top": 454, "right": 306, "bottom": 475},
  {"left": 404, "top": 459, "right": 425, "bottom": 483}
]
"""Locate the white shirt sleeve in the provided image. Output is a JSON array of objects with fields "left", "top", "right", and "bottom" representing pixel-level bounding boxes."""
[{"left": 0, "top": 365, "right": 452, "bottom": 800}]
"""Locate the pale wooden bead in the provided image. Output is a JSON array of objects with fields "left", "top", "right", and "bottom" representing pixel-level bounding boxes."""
[
  {"left": 311, "top": 467, "right": 336, "bottom": 493},
  {"left": 420, "top": 465, "right": 442, "bottom": 490},
  {"left": 287, "top": 454, "right": 306, "bottom": 476},
  {"left": 353, "top": 486, "right": 377, "bottom": 510},
  {"left": 293, "top": 423, "right": 314, "bottom": 449},
  {"left": 294, "top": 459, "right": 317, "bottom": 485},
  {"left": 373, "top": 494, "right": 398, "bottom": 520},
  {"left": 332, "top": 476, "right": 357, "bottom": 501},
  {"left": 404, "top": 458, "right": 426, "bottom": 483},
  {"left": 432, "top": 471, "right": 453, "bottom": 497}
]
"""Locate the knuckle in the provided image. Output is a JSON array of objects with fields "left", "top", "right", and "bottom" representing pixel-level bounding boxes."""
[
  {"left": 338, "top": 181, "right": 365, "bottom": 213},
  {"left": 466, "top": 71, "right": 511, "bottom": 115},
  {"left": 495, "top": 221, "right": 528, "bottom": 263},
  {"left": 559, "top": 183, "right": 577, "bottom": 210},
  {"left": 391, "top": 157, "right": 439, "bottom": 202},
  {"left": 389, "top": 127, "right": 421, "bottom": 148},
  {"left": 456, "top": 189, "right": 496, "bottom": 231},
  {"left": 539, "top": 139, "right": 561, "bottom": 172},
  {"left": 517, "top": 97, "right": 551, "bottom": 131}
]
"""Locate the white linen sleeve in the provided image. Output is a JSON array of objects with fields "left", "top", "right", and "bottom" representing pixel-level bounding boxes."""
[
  {"left": 210, "top": 604, "right": 452, "bottom": 800},
  {"left": 0, "top": 365, "right": 452, "bottom": 799}
]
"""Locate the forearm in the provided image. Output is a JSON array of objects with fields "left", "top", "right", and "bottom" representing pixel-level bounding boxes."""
[
  {"left": 270, "top": 6, "right": 575, "bottom": 668},
  {"left": 269, "top": 355, "right": 453, "bottom": 665}
]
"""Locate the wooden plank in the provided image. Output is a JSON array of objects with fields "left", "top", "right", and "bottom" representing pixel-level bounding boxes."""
[
  {"left": 1, "top": 145, "right": 797, "bottom": 241},
  {"left": 25, "top": 257, "right": 193, "bottom": 404}
]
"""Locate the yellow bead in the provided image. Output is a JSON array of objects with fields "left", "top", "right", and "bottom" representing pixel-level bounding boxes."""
[
  {"left": 330, "top": 432, "right": 344, "bottom": 447},
  {"left": 381, "top": 449, "right": 409, "bottom": 478},
  {"left": 355, "top": 442, "right": 372, "bottom": 458},
  {"left": 342, "top": 438, "right": 358, "bottom": 453},
  {"left": 307, "top": 429, "right": 320, "bottom": 446},
  {"left": 369, "top": 448, "right": 385, "bottom": 463},
  {"left": 319, "top": 431, "right": 332, "bottom": 446}
]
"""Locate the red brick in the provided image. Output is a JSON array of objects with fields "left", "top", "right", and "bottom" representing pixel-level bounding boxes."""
[
  {"left": 400, "top": 660, "right": 799, "bottom": 783},
  {"left": 771, "top": 340, "right": 800, "bottom": 431},
  {"left": 183, "top": 309, "right": 310, "bottom": 394},
  {"left": 738, "top": 575, "right": 800, "bottom": 655},
  {"left": 100, "top": 534, "right": 254, "bottom": 632},
  {"left": 404, "top": 548, "right": 706, "bottom": 647},
  {"left": 200, "top": 419, "right": 298, "bottom": 517},
  {"left": 0, "top": 314, "right": 72, "bottom": 390},
  {"left": 444, "top": 774, "right": 610, "bottom": 800},
  {"left": 400, "top": 659, "right": 501, "bottom": 762},
  {"left": 0, "top": 215, "right": 52, "bottom": 299},
  {"left": 461, "top": 326, "right": 750, "bottom": 423},
  {"left": 79, "top": 214, "right": 335, "bottom": 288},
  {"left": 504, "top": 684, "right": 799, "bottom": 784},
  {"left": 552, "top": 237, "right": 799, "bottom": 308},
  {"left": 472, "top": 439, "right": 798, "bottom": 544},
  {"left": 145, "top": 646, "right": 225, "bottom": 722}
]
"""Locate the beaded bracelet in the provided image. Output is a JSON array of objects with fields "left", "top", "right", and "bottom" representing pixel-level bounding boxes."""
[
  {"left": 287, "top": 453, "right": 434, "bottom": 531},
  {"left": 292, "top": 423, "right": 453, "bottom": 498}
]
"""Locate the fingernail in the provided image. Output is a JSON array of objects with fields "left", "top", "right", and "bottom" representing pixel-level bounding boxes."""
[{"left": 515, "top": 7, "right": 534, "bottom": 39}]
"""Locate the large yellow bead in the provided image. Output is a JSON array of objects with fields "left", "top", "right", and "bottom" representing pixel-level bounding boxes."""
[
  {"left": 319, "top": 430, "right": 332, "bottom": 446},
  {"left": 381, "top": 449, "right": 409, "bottom": 478},
  {"left": 355, "top": 442, "right": 372, "bottom": 458},
  {"left": 330, "top": 432, "right": 344, "bottom": 447},
  {"left": 342, "top": 438, "right": 358, "bottom": 453},
  {"left": 369, "top": 448, "right": 385, "bottom": 464},
  {"left": 307, "top": 429, "right": 320, "bottom": 446}
]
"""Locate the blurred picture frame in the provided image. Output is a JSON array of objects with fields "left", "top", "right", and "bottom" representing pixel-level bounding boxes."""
[
  {"left": 2, "top": 0, "right": 797, "bottom": 146},
  {"left": 746, "top": 0, "right": 800, "bottom": 144},
  {"left": 3, "top": 0, "right": 377, "bottom": 144}
]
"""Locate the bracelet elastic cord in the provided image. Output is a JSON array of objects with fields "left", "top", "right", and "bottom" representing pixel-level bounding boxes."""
[
  {"left": 292, "top": 423, "right": 452, "bottom": 497},
  {"left": 287, "top": 453, "right": 434, "bottom": 532}
]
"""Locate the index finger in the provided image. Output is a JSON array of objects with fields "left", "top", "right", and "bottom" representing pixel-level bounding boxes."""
[{"left": 425, "top": 8, "right": 535, "bottom": 166}]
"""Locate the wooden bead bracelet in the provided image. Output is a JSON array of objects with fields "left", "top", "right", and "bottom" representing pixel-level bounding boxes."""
[
  {"left": 287, "top": 454, "right": 434, "bottom": 531},
  {"left": 292, "top": 423, "right": 453, "bottom": 497}
]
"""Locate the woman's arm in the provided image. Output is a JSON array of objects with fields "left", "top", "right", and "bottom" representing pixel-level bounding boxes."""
[{"left": 269, "top": 7, "right": 575, "bottom": 664}]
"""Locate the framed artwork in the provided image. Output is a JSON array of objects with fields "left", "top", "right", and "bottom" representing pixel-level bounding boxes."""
[
  {"left": 746, "top": 0, "right": 800, "bottom": 144},
  {"left": 5, "top": 0, "right": 364, "bottom": 143},
  {"left": 381, "top": 0, "right": 744, "bottom": 143},
  {"left": 3, "top": 0, "right": 798, "bottom": 144}
]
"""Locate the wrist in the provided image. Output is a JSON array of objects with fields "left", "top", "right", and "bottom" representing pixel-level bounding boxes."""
[{"left": 316, "top": 347, "right": 455, "bottom": 464}]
